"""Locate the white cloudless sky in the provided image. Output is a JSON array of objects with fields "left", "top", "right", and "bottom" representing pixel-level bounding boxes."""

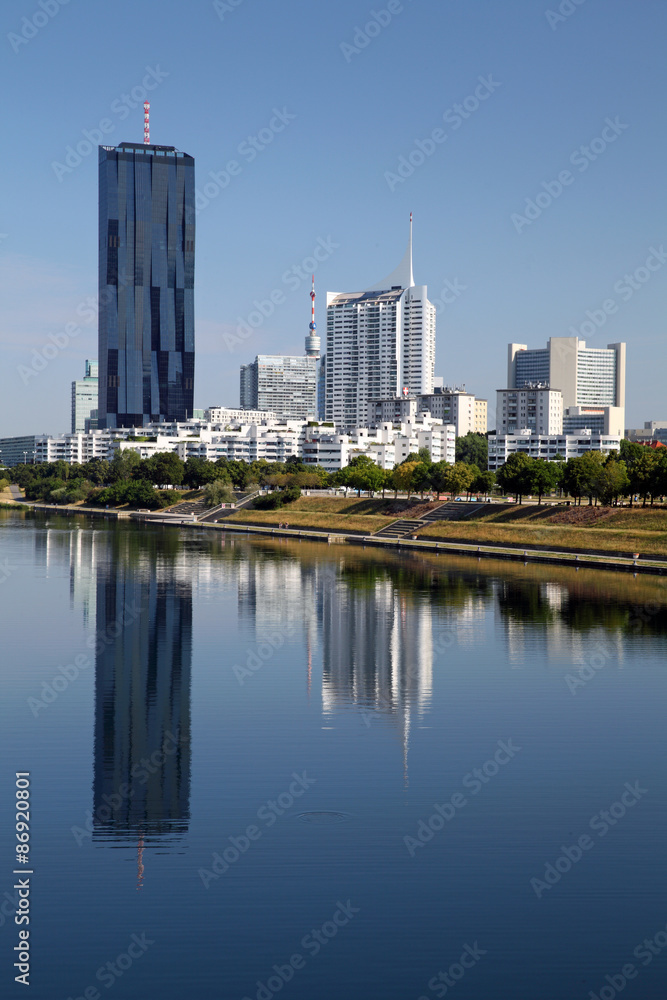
[{"left": 1, "top": 0, "right": 665, "bottom": 435}]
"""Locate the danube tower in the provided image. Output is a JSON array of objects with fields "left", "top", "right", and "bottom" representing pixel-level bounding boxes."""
[
  {"left": 98, "top": 104, "right": 195, "bottom": 428},
  {"left": 325, "top": 215, "right": 435, "bottom": 430}
]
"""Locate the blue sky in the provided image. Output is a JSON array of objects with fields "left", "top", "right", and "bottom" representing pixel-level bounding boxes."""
[{"left": 1, "top": 0, "right": 665, "bottom": 436}]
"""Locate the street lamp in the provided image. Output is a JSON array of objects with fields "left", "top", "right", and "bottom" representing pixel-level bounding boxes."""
[{"left": 23, "top": 451, "right": 27, "bottom": 464}]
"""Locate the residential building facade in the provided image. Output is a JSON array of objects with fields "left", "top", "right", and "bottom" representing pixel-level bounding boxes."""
[
  {"left": 325, "top": 222, "right": 436, "bottom": 430},
  {"left": 496, "top": 385, "right": 563, "bottom": 435},
  {"left": 239, "top": 355, "right": 318, "bottom": 420},
  {"left": 370, "top": 388, "right": 487, "bottom": 437},
  {"left": 488, "top": 431, "right": 622, "bottom": 471}
]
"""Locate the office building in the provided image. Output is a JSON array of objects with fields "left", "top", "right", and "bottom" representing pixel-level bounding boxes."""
[
  {"left": 98, "top": 140, "right": 195, "bottom": 428},
  {"left": 325, "top": 218, "right": 436, "bottom": 430},
  {"left": 507, "top": 338, "right": 625, "bottom": 412},
  {"left": 496, "top": 385, "right": 563, "bottom": 435},
  {"left": 0, "top": 435, "right": 37, "bottom": 467},
  {"left": 71, "top": 359, "right": 99, "bottom": 433},
  {"left": 562, "top": 405, "right": 625, "bottom": 437},
  {"left": 240, "top": 355, "right": 318, "bottom": 420}
]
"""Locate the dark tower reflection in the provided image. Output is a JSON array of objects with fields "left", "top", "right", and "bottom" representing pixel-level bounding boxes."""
[{"left": 92, "top": 531, "right": 192, "bottom": 857}]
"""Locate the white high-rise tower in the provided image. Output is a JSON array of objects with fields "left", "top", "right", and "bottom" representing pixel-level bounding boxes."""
[{"left": 325, "top": 216, "right": 436, "bottom": 430}]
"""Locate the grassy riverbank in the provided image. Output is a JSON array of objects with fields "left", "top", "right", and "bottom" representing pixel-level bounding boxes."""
[
  {"left": 226, "top": 498, "right": 667, "bottom": 558},
  {"left": 415, "top": 505, "right": 667, "bottom": 558}
]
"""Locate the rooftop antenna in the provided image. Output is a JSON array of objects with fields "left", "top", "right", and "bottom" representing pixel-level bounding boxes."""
[
  {"left": 143, "top": 102, "right": 150, "bottom": 144},
  {"left": 305, "top": 274, "right": 321, "bottom": 357}
]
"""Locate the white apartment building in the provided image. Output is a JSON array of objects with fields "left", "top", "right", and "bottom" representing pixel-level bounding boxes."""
[
  {"left": 496, "top": 385, "right": 563, "bottom": 435},
  {"left": 488, "top": 430, "right": 622, "bottom": 471},
  {"left": 35, "top": 432, "right": 111, "bottom": 465},
  {"left": 325, "top": 220, "right": 436, "bottom": 430},
  {"left": 302, "top": 418, "right": 455, "bottom": 472},
  {"left": 371, "top": 388, "right": 487, "bottom": 437},
  {"left": 205, "top": 406, "right": 278, "bottom": 424},
  {"left": 24, "top": 411, "right": 455, "bottom": 474}
]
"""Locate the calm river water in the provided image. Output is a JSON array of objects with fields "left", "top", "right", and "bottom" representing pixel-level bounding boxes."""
[{"left": 1, "top": 513, "right": 667, "bottom": 999}]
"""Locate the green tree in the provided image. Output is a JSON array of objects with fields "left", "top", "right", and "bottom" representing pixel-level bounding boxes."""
[
  {"left": 627, "top": 448, "right": 660, "bottom": 507},
  {"left": 412, "top": 462, "right": 433, "bottom": 499},
  {"left": 203, "top": 479, "right": 236, "bottom": 507},
  {"left": 444, "top": 461, "right": 477, "bottom": 498},
  {"left": 472, "top": 470, "right": 496, "bottom": 498},
  {"left": 596, "top": 456, "right": 630, "bottom": 506},
  {"left": 390, "top": 461, "right": 420, "bottom": 497},
  {"left": 528, "top": 460, "right": 561, "bottom": 505},
  {"left": 80, "top": 458, "right": 111, "bottom": 485},
  {"left": 146, "top": 452, "right": 185, "bottom": 488},
  {"left": 455, "top": 432, "right": 488, "bottom": 468},
  {"left": 109, "top": 449, "right": 141, "bottom": 482},
  {"left": 496, "top": 453, "right": 534, "bottom": 503},
  {"left": 430, "top": 461, "right": 451, "bottom": 495},
  {"left": 183, "top": 457, "right": 220, "bottom": 488}
]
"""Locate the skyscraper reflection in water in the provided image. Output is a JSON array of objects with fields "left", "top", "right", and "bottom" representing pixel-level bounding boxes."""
[
  {"left": 320, "top": 562, "right": 434, "bottom": 784},
  {"left": 92, "top": 533, "right": 192, "bottom": 871}
]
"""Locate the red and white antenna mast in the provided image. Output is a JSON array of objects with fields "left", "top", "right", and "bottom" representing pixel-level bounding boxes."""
[
  {"left": 305, "top": 274, "right": 321, "bottom": 357},
  {"left": 143, "top": 102, "right": 150, "bottom": 144}
]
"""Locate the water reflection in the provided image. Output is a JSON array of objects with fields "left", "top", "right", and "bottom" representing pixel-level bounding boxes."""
[
  {"left": 30, "top": 519, "right": 667, "bottom": 848},
  {"left": 91, "top": 531, "right": 192, "bottom": 862}
]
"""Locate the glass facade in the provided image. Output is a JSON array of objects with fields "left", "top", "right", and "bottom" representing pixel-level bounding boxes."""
[
  {"left": 514, "top": 348, "right": 549, "bottom": 387},
  {"left": 98, "top": 143, "right": 195, "bottom": 428},
  {"left": 71, "top": 359, "right": 99, "bottom": 433}
]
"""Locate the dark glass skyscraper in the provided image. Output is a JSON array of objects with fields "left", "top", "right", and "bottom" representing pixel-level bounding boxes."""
[{"left": 98, "top": 142, "right": 195, "bottom": 428}]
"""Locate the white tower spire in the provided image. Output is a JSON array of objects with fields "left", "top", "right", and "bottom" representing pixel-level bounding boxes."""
[{"left": 365, "top": 213, "right": 415, "bottom": 292}]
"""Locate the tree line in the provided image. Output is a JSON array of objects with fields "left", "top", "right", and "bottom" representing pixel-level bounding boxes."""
[
  {"left": 495, "top": 443, "right": 667, "bottom": 506},
  {"left": 3, "top": 438, "right": 665, "bottom": 509}
]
